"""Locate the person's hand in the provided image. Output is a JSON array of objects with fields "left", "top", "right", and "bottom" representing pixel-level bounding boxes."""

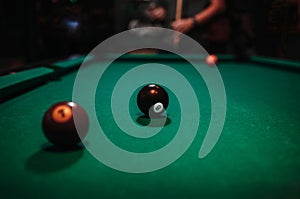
[
  {"left": 171, "top": 18, "right": 194, "bottom": 33},
  {"left": 147, "top": 7, "right": 166, "bottom": 21}
]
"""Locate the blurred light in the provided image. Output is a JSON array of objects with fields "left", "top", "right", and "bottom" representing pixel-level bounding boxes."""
[
  {"left": 69, "top": 0, "right": 78, "bottom": 4},
  {"left": 63, "top": 19, "right": 80, "bottom": 32}
]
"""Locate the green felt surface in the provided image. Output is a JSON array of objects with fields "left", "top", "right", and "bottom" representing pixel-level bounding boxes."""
[
  {"left": 52, "top": 55, "right": 87, "bottom": 68},
  {"left": 0, "top": 67, "right": 54, "bottom": 102},
  {"left": 251, "top": 56, "right": 300, "bottom": 69},
  {"left": 0, "top": 56, "right": 300, "bottom": 199},
  {"left": 0, "top": 67, "right": 53, "bottom": 90}
]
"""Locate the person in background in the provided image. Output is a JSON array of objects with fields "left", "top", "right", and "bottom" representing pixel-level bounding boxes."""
[
  {"left": 226, "top": 0, "right": 260, "bottom": 60},
  {"left": 147, "top": 0, "right": 229, "bottom": 53},
  {"left": 170, "top": 0, "right": 226, "bottom": 33},
  {"left": 128, "top": 0, "right": 169, "bottom": 30}
]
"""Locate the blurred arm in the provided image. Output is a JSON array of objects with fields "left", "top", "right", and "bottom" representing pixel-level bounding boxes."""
[
  {"left": 193, "top": 0, "right": 226, "bottom": 25},
  {"left": 171, "top": 0, "right": 226, "bottom": 33}
]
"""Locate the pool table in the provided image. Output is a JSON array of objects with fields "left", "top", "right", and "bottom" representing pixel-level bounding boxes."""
[{"left": 1, "top": 54, "right": 300, "bottom": 199}]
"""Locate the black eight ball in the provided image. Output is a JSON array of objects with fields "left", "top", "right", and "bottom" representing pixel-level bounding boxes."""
[{"left": 137, "top": 84, "right": 169, "bottom": 116}]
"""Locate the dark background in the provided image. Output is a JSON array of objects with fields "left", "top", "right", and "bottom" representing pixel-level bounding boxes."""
[{"left": 0, "top": 0, "right": 299, "bottom": 73}]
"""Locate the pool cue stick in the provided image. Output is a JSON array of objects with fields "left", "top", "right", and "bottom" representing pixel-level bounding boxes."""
[
  {"left": 175, "top": 0, "right": 183, "bottom": 20},
  {"left": 174, "top": 0, "right": 183, "bottom": 47}
]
